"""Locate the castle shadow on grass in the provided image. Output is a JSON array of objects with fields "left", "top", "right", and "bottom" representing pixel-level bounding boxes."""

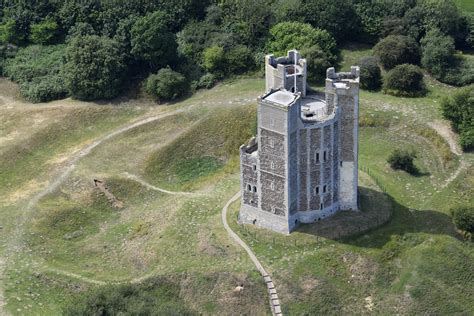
[{"left": 295, "top": 187, "right": 462, "bottom": 248}]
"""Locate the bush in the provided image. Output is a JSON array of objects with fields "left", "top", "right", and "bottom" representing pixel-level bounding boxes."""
[
  {"left": 387, "top": 149, "right": 418, "bottom": 174},
  {"left": 0, "top": 18, "right": 28, "bottom": 45},
  {"left": 194, "top": 73, "right": 216, "bottom": 90},
  {"left": 130, "top": 11, "right": 177, "bottom": 71},
  {"left": 300, "top": 45, "right": 332, "bottom": 83},
  {"left": 29, "top": 18, "right": 58, "bottom": 44},
  {"left": 202, "top": 46, "right": 225, "bottom": 77},
  {"left": 450, "top": 206, "right": 474, "bottom": 235},
  {"left": 373, "top": 35, "right": 421, "bottom": 69},
  {"left": 267, "top": 22, "right": 338, "bottom": 63},
  {"left": 358, "top": 56, "right": 382, "bottom": 91},
  {"left": 20, "top": 75, "right": 68, "bottom": 103},
  {"left": 63, "top": 277, "right": 195, "bottom": 315},
  {"left": 146, "top": 68, "right": 189, "bottom": 101},
  {"left": 441, "top": 86, "right": 474, "bottom": 151},
  {"left": 225, "top": 44, "right": 254, "bottom": 74},
  {"left": 64, "top": 35, "right": 126, "bottom": 100},
  {"left": 383, "top": 64, "right": 426, "bottom": 97},
  {"left": 421, "top": 29, "right": 473, "bottom": 86},
  {"left": 3, "top": 45, "right": 68, "bottom": 102}
]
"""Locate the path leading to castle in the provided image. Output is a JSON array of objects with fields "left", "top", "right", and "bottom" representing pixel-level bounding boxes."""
[{"left": 221, "top": 192, "right": 283, "bottom": 316}]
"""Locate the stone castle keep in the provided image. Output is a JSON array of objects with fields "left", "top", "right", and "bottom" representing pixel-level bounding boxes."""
[{"left": 239, "top": 50, "right": 360, "bottom": 234}]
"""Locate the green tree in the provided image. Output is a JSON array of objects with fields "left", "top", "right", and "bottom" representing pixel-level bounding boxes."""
[
  {"left": 29, "top": 18, "right": 59, "bottom": 44},
  {"left": 130, "top": 11, "right": 177, "bottom": 71},
  {"left": 267, "top": 22, "right": 338, "bottom": 63},
  {"left": 387, "top": 149, "right": 418, "bottom": 174},
  {"left": 450, "top": 206, "right": 474, "bottom": 236},
  {"left": 373, "top": 35, "right": 421, "bottom": 69},
  {"left": 63, "top": 35, "right": 126, "bottom": 100},
  {"left": 145, "top": 68, "right": 189, "bottom": 101},
  {"left": 202, "top": 46, "right": 225, "bottom": 77},
  {"left": 420, "top": 29, "right": 455, "bottom": 80},
  {"left": 0, "top": 19, "right": 28, "bottom": 45},
  {"left": 301, "top": 0, "right": 359, "bottom": 43},
  {"left": 358, "top": 56, "right": 382, "bottom": 91},
  {"left": 441, "top": 86, "right": 474, "bottom": 151},
  {"left": 300, "top": 45, "right": 332, "bottom": 83},
  {"left": 383, "top": 64, "right": 426, "bottom": 97}
]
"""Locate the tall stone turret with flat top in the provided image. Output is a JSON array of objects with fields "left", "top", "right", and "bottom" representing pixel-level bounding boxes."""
[{"left": 239, "top": 50, "right": 360, "bottom": 234}]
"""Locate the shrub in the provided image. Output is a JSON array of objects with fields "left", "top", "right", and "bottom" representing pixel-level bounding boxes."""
[
  {"left": 29, "top": 18, "right": 58, "bottom": 44},
  {"left": 373, "top": 35, "right": 421, "bottom": 69},
  {"left": 146, "top": 68, "right": 189, "bottom": 101},
  {"left": 63, "top": 277, "right": 195, "bottom": 315},
  {"left": 383, "top": 64, "right": 426, "bottom": 97},
  {"left": 421, "top": 29, "right": 455, "bottom": 79},
  {"left": 450, "top": 206, "right": 474, "bottom": 235},
  {"left": 300, "top": 45, "right": 332, "bottom": 83},
  {"left": 441, "top": 86, "right": 474, "bottom": 151},
  {"left": 387, "top": 149, "right": 418, "bottom": 174},
  {"left": 202, "top": 46, "right": 225, "bottom": 77},
  {"left": 358, "top": 56, "right": 382, "bottom": 91},
  {"left": 3, "top": 45, "right": 67, "bottom": 102},
  {"left": 20, "top": 75, "right": 68, "bottom": 103},
  {"left": 64, "top": 35, "right": 126, "bottom": 100},
  {"left": 225, "top": 44, "right": 254, "bottom": 74},
  {"left": 267, "top": 22, "right": 338, "bottom": 63},
  {"left": 194, "top": 73, "right": 216, "bottom": 90},
  {"left": 0, "top": 18, "right": 28, "bottom": 45},
  {"left": 130, "top": 11, "right": 177, "bottom": 71}
]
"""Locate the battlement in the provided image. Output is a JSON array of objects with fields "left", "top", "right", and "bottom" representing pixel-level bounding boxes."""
[
  {"left": 240, "top": 137, "right": 258, "bottom": 155},
  {"left": 265, "top": 50, "right": 307, "bottom": 96},
  {"left": 326, "top": 66, "right": 360, "bottom": 82}
]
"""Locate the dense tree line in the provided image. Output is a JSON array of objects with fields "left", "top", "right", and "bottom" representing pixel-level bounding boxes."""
[{"left": 0, "top": 0, "right": 472, "bottom": 102}]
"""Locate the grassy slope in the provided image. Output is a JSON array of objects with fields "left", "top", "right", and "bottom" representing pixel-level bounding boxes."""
[
  {"left": 455, "top": 0, "right": 474, "bottom": 12},
  {"left": 1, "top": 46, "right": 473, "bottom": 315}
]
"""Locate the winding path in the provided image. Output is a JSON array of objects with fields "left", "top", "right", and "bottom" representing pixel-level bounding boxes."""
[{"left": 221, "top": 192, "right": 283, "bottom": 316}]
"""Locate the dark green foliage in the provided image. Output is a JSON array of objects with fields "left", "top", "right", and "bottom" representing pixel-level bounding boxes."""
[
  {"left": 130, "top": 11, "right": 177, "bottom": 71},
  {"left": 300, "top": 45, "right": 332, "bottom": 83},
  {"left": 146, "top": 68, "right": 189, "bottom": 101},
  {"left": 373, "top": 35, "right": 421, "bottom": 69},
  {"left": 29, "top": 18, "right": 59, "bottom": 44},
  {"left": 383, "top": 64, "right": 426, "bottom": 97},
  {"left": 387, "top": 149, "right": 418, "bottom": 174},
  {"left": 267, "top": 22, "right": 338, "bottom": 65},
  {"left": 421, "top": 29, "right": 455, "bottom": 79},
  {"left": 441, "top": 86, "right": 474, "bottom": 151},
  {"left": 0, "top": 18, "right": 27, "bottom": 45},
  {"left": 450, "top": 206, "right": 474, "bottom": 235},
  {"left": 220, "top": 0, "right": 273, "bottom": 47},
  {"left": 202, "top": 46, "right": 226, "bottom": 77},
  {"left": 63, "top": 277, "right": 196, "bottom": 315},
  {"left": 66, "top": 22, "right": 96, "bottom": 40},
  {"left": 359, "top": 56, "right": 382, "bottom": 91},
  {"left": 194, "top": 73, "right": 217, "bottom": 90},
  {"left": 421, "top": 29, "right": 474, "bottom": 86},
  {"left": 300, "top": 0, "right": 359, "bottom": 43},
  {"left": 64, "top": 35, "right": 126, "bottom": 100},
  {"left": 225, "top": 45, "right": 255, "bottom": 74},
  {"left": 3, "top": 45, "right": 67, "bottom": 102}
]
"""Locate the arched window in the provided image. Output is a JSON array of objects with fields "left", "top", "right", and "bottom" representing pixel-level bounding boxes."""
[
  {"left": 253, "top": 186, "right": 257, "bottom": 193},
  {"left": 247, "top": 184, "right": 252, "bottom": 191}
]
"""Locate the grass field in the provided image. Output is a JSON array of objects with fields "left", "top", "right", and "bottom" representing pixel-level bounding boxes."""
[
  {"left": 455, "top": 0, "right": 474, "bottom": 12},
  {"left": 0, "top": 46, "right": 473, "bottom": 315}
]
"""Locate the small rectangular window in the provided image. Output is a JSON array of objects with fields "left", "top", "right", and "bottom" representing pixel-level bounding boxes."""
[
  {"left": 323, "top": 151, "right": 327, "bottom": 162},
  {"left": 253, "top": 186, "right": 257, "bottom": 193},
  {"left": 253, "top": 164, "right": 257, "bottom": 171},
  {"left": 271, "top": 182, "right": 275, "bottom": 191},
  {"left": 320, "top": 203, "right": 323, "bottom": 210},
  {"left": 340, "top": 161, "right": 342, "bottom": 167},
  {"left": 316, "top": 186, "right": 319, "bottom": 194},
  {"left": 247, "top": 184, "right": 252, "bottom": 191},
  {"left": 323, "top": 185, "right": 327, "bottom": 193},
  {"left": 316, "top": 152, "right": 320, "bottom": 163}
]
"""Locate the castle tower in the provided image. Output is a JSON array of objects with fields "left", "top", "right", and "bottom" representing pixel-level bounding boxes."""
[
  {"left": 325, "top": 67, "right": 359, "bottom": 211},
  {"left": 239, "top": 50, "right": 359, "bottom": 234}
]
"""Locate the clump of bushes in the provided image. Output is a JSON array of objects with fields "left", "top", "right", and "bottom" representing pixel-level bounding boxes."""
[
  {"left": 373, "top": 35, "right": 421, "bottom": 70},
  {"left": 387, "top": 149, "right": 418, "bottom": 174},
  {"left": 146, "top": 68, "right": 189, "bottom": 101},
  {"left": 193, "top": 73, "right": 217, "bottom": 90},
  {"left": 421, "top": 29, "right": 473, "bottom": 87},
  {"left": 383, "top": 64, "right": 426, "bottom": 97},
  {"left": 63, "top": 35, "right": 126, "bottom": 101},
  {"left": 64, "top": 277, "right": 195, "bottom": 315},
  {"left": 450, "top": 206, "right": 474, "bottom": 239},
  {"left": 358, "top": 56, "right": 382, "bottom": 91},
  {"left": 441, "top": 86, "right": 474, "bottom": 151},
  {"left": 3, "top": 44, "right": 68, "bottom": 103}
]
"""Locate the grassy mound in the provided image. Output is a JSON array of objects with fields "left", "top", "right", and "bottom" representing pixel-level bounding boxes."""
[{"left": 144, "top": 104, "right": 257, "bottom": 190}]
